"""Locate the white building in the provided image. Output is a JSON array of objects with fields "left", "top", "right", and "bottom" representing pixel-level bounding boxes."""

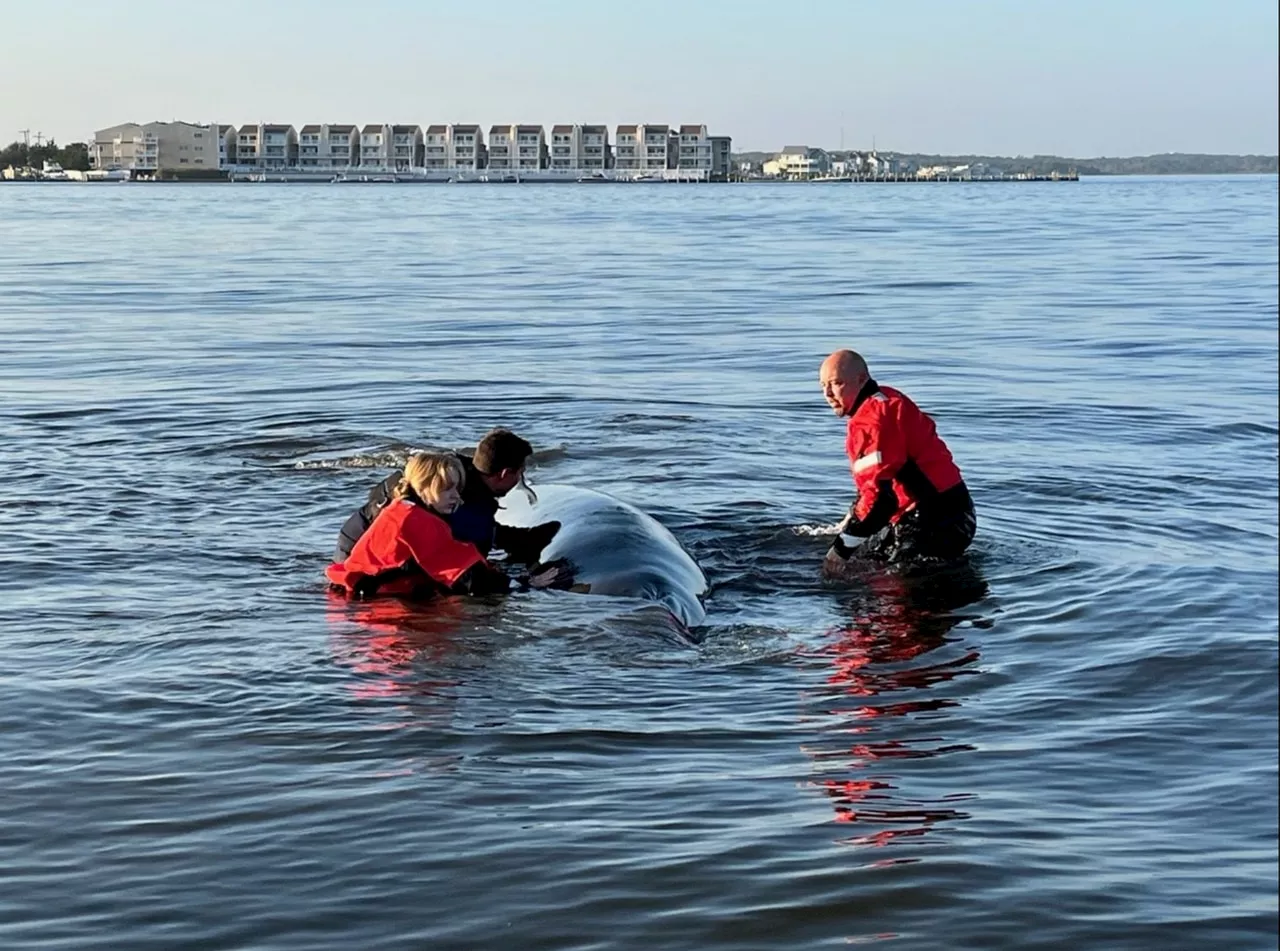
[
  {"left": 764, "top": 145, "right": 831, "bottom": 179},
  {"left": 489, "top": 124, "right": 546, "bottom": 170},
  {"left": 90, "top": 121, "right": 225, "bottom": 173},
  {"left": 236, "top": 124, "right": 298, "bottom": 168},
  {"left": 582, "top": 125, "right": 610, "bottom": 170},
  {"left": 640, "top": 124, "right": 673, "bottom": 170},
  {"left": 487, "top": 125, "right": 515, "bottom": 170},
  {"left": 615, "top": 125, "right": 639, "bottom": 170},
  {"left": 360, "top": 124, "right": 392, "bottom": 168},
  {"left": 446, "top": 124, "right": 484, "bottom": 170},
  {"left": 676, "top": 124, "right": 712, "bottom": 172},
  {"left": 391, "top": 125, "right": 423, "bottom": 170},
  {"left": 297, "top": 124, "right": 358, "bottom": 168},
  {"left": 424, "top": 125, "right": 448, "bottom": 171},
  {"left": 514, "top": 125, "right": 547, "bottom": 170}
]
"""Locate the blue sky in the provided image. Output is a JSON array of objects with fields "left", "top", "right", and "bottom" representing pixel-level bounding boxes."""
[{"left": 2, "top": 0, "right": 1276, "bottom": 155}]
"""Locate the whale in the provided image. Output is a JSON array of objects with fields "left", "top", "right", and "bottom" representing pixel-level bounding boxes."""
[{"left": 495, "top": 484, "right": 708, "bottom": 628}]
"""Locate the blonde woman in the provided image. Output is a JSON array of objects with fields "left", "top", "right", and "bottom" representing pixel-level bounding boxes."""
[{"left": 327, "top": 452, "right": 570, "bottom": 599}]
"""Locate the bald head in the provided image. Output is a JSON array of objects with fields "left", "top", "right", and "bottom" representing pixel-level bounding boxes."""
[{"left": 819, "top": 349, "right": 871, "bottom": 417}]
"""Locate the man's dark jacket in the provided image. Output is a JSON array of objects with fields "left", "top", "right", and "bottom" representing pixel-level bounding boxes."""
[{"left": 333, "top": 455, "right": 556, "bottom": 564}]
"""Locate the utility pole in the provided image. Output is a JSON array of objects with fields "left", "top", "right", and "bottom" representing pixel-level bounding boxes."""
[
  {"left": 18, "top": 129, "right": 30, "bottom": 147},
  {"left": 33, "top": 131, "right": 45, "bottom": 147}
]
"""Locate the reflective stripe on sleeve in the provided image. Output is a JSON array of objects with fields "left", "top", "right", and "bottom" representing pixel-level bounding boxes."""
[{"left": 852, "top": 451, "right": 883, "bottom": 473}]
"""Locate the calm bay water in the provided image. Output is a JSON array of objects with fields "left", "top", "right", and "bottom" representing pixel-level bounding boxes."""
[{"left": 1, "top": 177, "right": 1276, "bottom": 949}]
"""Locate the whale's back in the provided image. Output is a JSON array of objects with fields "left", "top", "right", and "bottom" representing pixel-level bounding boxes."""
[{"left": 497, "top": 484, "right": 707, "bottom": 627}]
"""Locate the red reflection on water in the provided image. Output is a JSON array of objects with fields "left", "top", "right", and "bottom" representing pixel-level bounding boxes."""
[
  {"left": 804, "top": 562, "right": 987, "bottom": 850},
  {"left": 325, "top": 593, "right": 466, "bottom": 703}
]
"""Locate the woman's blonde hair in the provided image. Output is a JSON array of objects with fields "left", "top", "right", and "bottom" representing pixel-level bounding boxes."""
[{"left": 394, "top": 452, "right": 464, "bottom": 507}]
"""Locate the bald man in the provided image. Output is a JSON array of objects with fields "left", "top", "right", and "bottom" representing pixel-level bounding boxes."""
[{"left": 819, "top": 349, "right": 976, "bottom": 567}]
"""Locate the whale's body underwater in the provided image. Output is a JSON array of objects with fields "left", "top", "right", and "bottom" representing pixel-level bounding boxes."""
[{"left": 496, "top": 484, "right": 708, "bottom": 628}]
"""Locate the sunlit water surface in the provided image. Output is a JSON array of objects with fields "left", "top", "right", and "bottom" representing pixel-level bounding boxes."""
[{"left": 1, "top": 177, "right": 1276, "bottom": 950}]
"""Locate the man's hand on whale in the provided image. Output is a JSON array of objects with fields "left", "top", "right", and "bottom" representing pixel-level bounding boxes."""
[{"left": 522, "top": 557, "right": 577, "bottom": 591}]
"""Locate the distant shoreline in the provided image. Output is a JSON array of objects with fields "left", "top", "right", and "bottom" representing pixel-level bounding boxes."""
[{"left": 734, "top": 151, "right": 1278, "bottom": 177}]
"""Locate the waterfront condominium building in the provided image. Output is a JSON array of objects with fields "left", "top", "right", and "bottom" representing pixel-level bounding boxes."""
[
  {"left": 582, "top": 125, "right": 611, "bottom": 170},
  {"left": 676, "top": 125, "right": 712, "bottom": 173},
  {"left": 640, "top": 124, "right": 674, "bottom": 170},
  {"left": 513, "top": 125, "right": 547, "bottom": 170},
  {"left": 549, "top": 124, "right": 611, "bottom": 171},
  {"left": 90, "top": 121, "right": 226, "bottom": 172},
  {"left": 359, "top": 124, "right": 392, "bottom": 167},
  {"left": 548, "top": 125, "right": 576, "bottom": 170},
  {"left": 237, "top": 124, "right": 299, "bottom": 168},
  {"left": 614, "top": 125, "right": 639, "bottom": 170},
  {"left": 424, "top": 125, "right": 447, "bottom": 171},
  {"left": 446, "top": 124, "right": 485, "bottom": 170},
  {"left": 297, "top": 124, "right": 358, "bottom": 168},
  {"left": 487, "top": 125, "right": 515, "bottom": 170},
  {"left": 391, "top": 125, "right": 424, "bottom": 170},
  {"left": 492, "top": 124, "right": 547, "bottom": 170}
]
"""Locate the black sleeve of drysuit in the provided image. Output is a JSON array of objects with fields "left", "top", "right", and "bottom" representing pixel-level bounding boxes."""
[
  {"left": 333, "top": 472, "right": 402, "bottom": 562},
  {"left": 843, "top": 482, "right": 898, "bottom": 538},
  {"left": 450, "top": 560, "right": 514, "bottom": 596}
]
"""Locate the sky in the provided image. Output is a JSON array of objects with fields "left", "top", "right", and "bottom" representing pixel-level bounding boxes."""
[{"left": 1, "top": 0, "right": 1276, "bottom": 156}]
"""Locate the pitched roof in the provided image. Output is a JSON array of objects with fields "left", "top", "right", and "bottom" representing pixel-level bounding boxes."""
[
  {"left": 451, "top": 124, "right": 480, "bottom": 132},
  {"left": 261, "top": 124, "right": 293, "bottom": 133},
  {"left": 515, "top": 125, "right": 543, "bottom": 134},
  {"left": 391, "top": 124, "right": 420, "bottom": 134},
  {"left": 299, "top": 124, "right": 322, "bottom": 133},
  {"left": 780, "top": 145, "right": 808, "bottom": 155},
  {"left": 551, "top": 124, "right": 575, "bottom": 133},
  {"left": 581, "top": 124, "right": 607, "bottom": 134},
  {"left": 617, "top": 124, "right": 638, "bottom": 133},
  {"left": 679, "top": 124, "right": 705, "bottom": 134},
  {"left": 329, "top": 124, "right": 356, "bottom": 133},
  {"left": 361, "top": 124, "right": 385, "bottom": 134},
  {"left": 425, "top": 124, "right": 447, "bottom": 133}
]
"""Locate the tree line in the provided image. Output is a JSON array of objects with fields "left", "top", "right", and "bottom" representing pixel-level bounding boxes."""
[{"left": 1, "top": 140, "right": 92, "bottom": 171}]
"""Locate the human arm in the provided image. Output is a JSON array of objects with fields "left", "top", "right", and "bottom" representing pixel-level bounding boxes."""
[{"left": 830, "top": 407, "right": 907, "bottom": 557}]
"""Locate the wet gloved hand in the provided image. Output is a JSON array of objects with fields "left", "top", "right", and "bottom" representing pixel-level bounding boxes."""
[
  {"left": 826, "top": 530, "right": 862, "bottom": 565},
  {"left": 523, "top": 557, "right": 576, "bottom": 591}
]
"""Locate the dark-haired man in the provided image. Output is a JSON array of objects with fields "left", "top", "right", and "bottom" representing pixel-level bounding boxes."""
[
  {"left": 819, "top": 349, "right": 976, "bottom": 568},
  {"left": 333, "top": 428, "right": 562, "bottom": 567}
]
